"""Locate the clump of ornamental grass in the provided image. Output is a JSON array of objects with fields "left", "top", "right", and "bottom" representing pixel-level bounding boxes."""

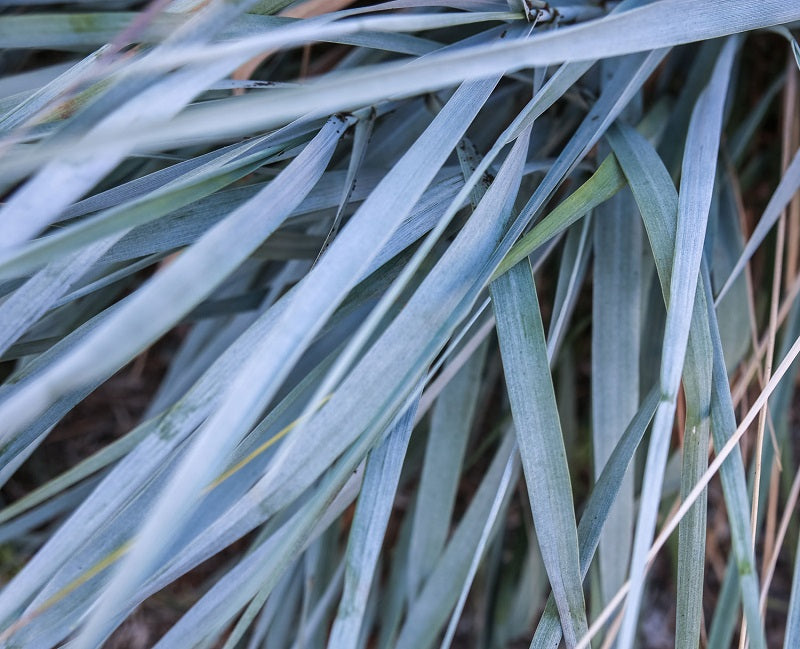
[{"left": 0, "top": 1, "right": 798, "bottom": 648}]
